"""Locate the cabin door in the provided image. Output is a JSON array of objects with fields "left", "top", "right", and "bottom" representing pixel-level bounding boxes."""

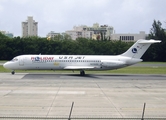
[{"left": 19, "top": 57, "right": 24, "bottom": 66}]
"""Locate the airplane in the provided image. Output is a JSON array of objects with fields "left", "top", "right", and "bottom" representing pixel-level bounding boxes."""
[{"left": 3, "top": 39, "right": 161, "bottom": 75}]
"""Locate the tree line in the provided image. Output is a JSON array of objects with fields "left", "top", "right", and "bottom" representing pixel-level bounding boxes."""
[{"left": 0, "top": 20, "right": 166, "bottom": 61}]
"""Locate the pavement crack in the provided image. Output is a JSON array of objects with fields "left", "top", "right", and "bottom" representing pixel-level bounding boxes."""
[
  {"left": 95, "top": 81, "right": 123, "bottom": 118},
  {"left": 46, "top": 81, "right": 62, "bottom": 117}
]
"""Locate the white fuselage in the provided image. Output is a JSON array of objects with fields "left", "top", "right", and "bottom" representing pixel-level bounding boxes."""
[{"left": 3, "top": 55, "right": 142, "bottom": 71}]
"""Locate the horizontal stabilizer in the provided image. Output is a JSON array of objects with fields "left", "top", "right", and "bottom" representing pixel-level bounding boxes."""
[{"left": 138, "top": 39, "right": 161, "bottom": 44}]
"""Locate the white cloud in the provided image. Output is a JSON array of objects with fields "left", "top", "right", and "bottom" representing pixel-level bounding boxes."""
[
  {"left": 0, "top": 0, "right": 165, "bottom": 36},
  {"left": 11, "top": 0, "right": 29, "bottom": 4},
  {"left": 0, "top": 5, "right": 3, "bottom": 13}
]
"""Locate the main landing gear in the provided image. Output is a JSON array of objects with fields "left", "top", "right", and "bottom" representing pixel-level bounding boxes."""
[
  {"left": 11, "top": 70, "right": 15, "bottom": 75},
  {"left": 80, "top": 70, "right": 85, "bottom": 76}
]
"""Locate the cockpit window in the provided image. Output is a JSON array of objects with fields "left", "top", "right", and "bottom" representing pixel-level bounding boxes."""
[{"left": 11, "top": 57, "right": 18, "bottom": 61}]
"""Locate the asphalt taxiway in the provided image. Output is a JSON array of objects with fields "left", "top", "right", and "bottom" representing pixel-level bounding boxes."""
[{"left": 0, "top": 73, "right": 166, "bottom": 118}]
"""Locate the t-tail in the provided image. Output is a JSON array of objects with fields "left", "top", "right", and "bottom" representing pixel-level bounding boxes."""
[{"left": 121, "top": 39, "right": 161, "bottom": 59}]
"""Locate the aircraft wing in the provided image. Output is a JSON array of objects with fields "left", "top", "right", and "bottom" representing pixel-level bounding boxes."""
[{"left": 64, "top": 66, "right": 95, "bottom": 70}]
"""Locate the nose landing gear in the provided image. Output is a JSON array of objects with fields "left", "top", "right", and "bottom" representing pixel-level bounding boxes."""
[{"left": 11, "top": 70, "right": 15, "bottom": 75}]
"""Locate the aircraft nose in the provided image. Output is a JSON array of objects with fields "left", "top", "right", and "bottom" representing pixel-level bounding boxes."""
[{"left": 3, "top": 62, "right": 11, "bottom": 69}]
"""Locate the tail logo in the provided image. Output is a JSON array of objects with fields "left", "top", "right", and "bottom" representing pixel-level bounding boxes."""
[{"left": 132, "top": 48, "right": 137, "bottom": 53}]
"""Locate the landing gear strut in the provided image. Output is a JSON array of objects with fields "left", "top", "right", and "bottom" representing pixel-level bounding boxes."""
[
  {"left": 80, "top": 70, "right": 85, "bottom": 76},
  {"left": 11, "top": 70, "right": 15, "bottom": 75}
]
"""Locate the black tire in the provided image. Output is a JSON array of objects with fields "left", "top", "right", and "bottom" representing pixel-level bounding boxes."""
[
  {"left": 11, "top": 71, "right": 15, "bottom": 75},
  {"left": 80, "top": 70, "right": 85, "bottom": 76}
]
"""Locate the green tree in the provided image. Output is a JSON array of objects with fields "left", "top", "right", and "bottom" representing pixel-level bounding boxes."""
[{"left": 144, "top": 20, "right": 166, "bottom": 61}]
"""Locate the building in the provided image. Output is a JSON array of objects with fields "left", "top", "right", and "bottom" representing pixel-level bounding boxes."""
[
  {"left": 22, "top": 16, "right": 38, "bottom": 37},
  {"left": 47, "top": 31, "right": 60, "bottom": 40},
  {"left": 111, "top": 31, "right": 147, "bottom": 42},
  {"left": 5, "top": 32, "right": 14, "bottom": 38},
  {"left": 0, "top": 30, "right": 13, "bottom": 38},
  {"left": 65, "top": 25, "right": 94, "bottom": 40},
  {"left": 66, "top": 29, "right": 94, "bottom": 40},
  {"left": 0, "top": 30, "right": 6, "bottom": 34},
  {"left": 84, "top": 23, "right": 114, "bottom": 40},
  {"left": 65, "top": 23, "right": 114, "bottom": 40}
]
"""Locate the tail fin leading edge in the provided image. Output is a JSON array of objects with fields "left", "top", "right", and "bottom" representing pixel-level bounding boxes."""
[{"left": 121, "top": 39, "right": 161, "bottom": 59}]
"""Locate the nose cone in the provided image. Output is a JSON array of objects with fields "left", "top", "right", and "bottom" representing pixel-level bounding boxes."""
[{"left": 3, "top": 62, "right": 11, "bottom": 69}]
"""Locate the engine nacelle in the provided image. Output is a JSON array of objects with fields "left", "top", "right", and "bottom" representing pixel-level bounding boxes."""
[{"left": 101, "top": 60, "right": 125, "bottom": 67}]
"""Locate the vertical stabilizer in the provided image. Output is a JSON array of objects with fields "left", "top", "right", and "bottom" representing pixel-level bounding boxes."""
[{"left": 121, "top": 39, "right": 161, "bottom": 59}]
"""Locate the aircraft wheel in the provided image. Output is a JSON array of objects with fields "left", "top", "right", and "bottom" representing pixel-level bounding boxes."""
[
  {"left": 82, "top": 71, "right": 85, "bottom": 75},
  {"left": 11, "top": 71, "right": 15, "bottom": 75},
  {"left": 80, "top": 70, "right": 85, "bottom": 76}
]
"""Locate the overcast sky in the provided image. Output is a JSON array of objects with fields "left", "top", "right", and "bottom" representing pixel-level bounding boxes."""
[{"left": 0, "top": 0, "right": 165, "bottom": 37}]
